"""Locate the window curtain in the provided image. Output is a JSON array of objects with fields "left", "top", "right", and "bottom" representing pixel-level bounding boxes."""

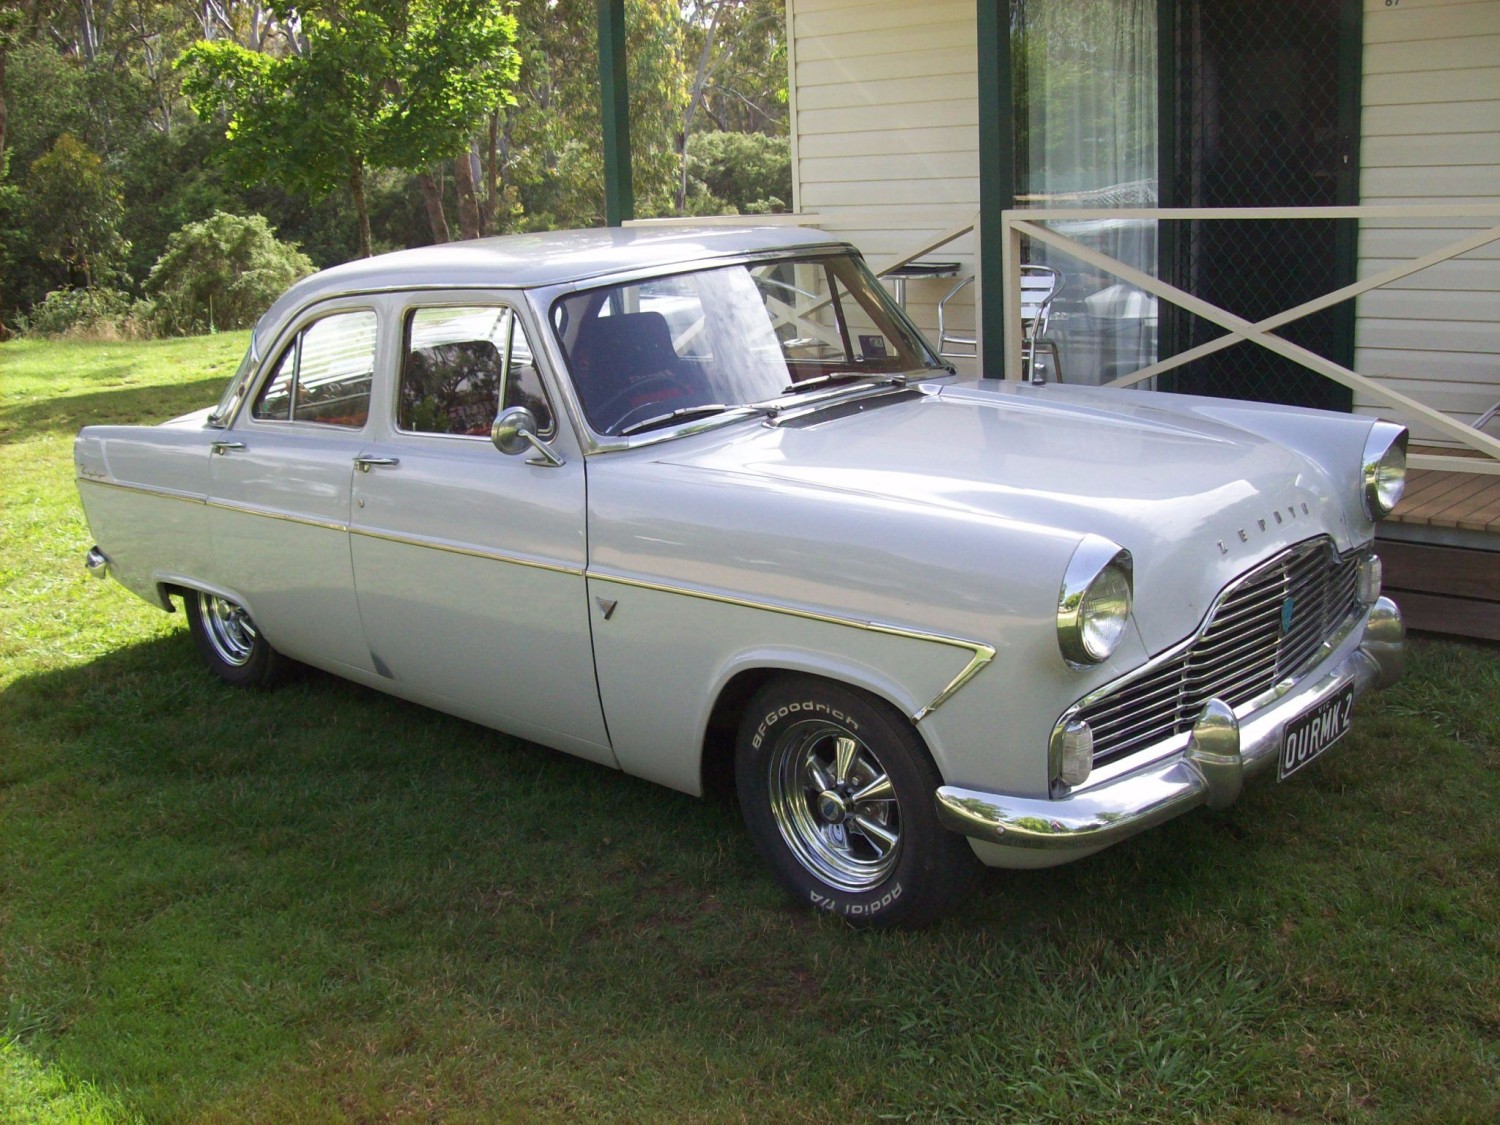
[{"left": 1012, "top": 0, "right": 1158, "bottom": 384}]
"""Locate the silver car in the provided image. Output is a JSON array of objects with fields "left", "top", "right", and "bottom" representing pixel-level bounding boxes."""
[{"left": 76, "top": 226, "right": 1407, "bottom": 926}]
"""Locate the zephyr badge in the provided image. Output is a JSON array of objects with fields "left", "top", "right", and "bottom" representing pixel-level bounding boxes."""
[{"left": 1281, "top": 596, "right": 1296, "bottom": 635}]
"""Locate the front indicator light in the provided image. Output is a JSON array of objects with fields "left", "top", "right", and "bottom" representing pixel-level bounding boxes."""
[
  {"left": 1358, "top": 553, "right": 1383, "bottom": 605},
  {"left": 1053, "top": 719, "right": 1094, "bottom": 788}
]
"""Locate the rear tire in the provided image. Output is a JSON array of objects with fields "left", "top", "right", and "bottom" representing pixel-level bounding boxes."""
[
  {"left": 735, "top": 675, "right": 979, "bottom": 927},
  {"left": 185, "top": 590, "right": 284, "bottom": 689}
]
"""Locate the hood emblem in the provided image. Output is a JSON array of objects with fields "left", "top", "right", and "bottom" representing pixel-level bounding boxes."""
[{"left": 1227, "top": 502, "right": 1313, "bottom": 550}]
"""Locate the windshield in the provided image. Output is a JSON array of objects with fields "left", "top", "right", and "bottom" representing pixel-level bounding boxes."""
[{"left": 551, "top": 251, "right": 944, "bottom": 436}]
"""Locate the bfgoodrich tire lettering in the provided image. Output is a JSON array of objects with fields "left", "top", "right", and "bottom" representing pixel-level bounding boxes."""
[
  {"left": 185, "top": 590, "right": 284, "bottom": 689},
  {"left": 735, "top": 675, "right": 979, "bottom": 927}
]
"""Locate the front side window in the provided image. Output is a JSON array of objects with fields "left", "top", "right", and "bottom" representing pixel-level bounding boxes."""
[
  {"left": 552, "top": 251, "right": 943, "bottom": 437},
  {"left": 251, "top": 310, "right": 377, "bottom": 428},
  {"left": 398, "top": 305, "right": 554, "bottom": 438}
]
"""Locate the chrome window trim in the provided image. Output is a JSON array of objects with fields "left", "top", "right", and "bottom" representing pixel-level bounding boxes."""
[
  {"left": 393, "top": 300, "right": 560, "bottom": 443},
  {"left": 544, "top": 247, "right": 948, "bottom": 456},
  {"left": 589, "top": 571, "right": 995, "bottom": 720},
  {"left": 221, "top": 300, "right": 381, "bottom": 433}
]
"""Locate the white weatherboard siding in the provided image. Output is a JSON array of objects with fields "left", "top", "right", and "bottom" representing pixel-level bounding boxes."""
[
  {"left": 787, "top": 0, "right": 1499, "bottom": 423},
  {"left": 1357, "top": 0, "right": 1500, "bottom": 442},
  {"left": 789, "top": 0, "right": 981, "bottom": 369}
]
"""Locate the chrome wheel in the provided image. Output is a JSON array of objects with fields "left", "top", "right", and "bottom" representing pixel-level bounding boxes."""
[
  {"left": 767, "top": 718, "right": 902, "bottom": 892},
  {"left": 200, "top": 594, "right": 258, "bottom": 667}
]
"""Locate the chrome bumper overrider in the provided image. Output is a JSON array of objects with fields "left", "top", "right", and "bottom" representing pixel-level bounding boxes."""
[
  {"left": 934, "top": 597, "right": 1405, "bottom": 852},
  {"left": 85, "top": 546, "right": 111, "bottom": 580}
]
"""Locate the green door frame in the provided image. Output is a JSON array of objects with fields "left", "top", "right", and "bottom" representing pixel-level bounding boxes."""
[
  {"left": 976, "top": 1, "right": 1015, "bottom": 378},
  {"left": 597, "top": 0, "right": 633, "bottom": 226},
  {"left": 978, "top": 0, "right": 1362, "bottom": 397}
]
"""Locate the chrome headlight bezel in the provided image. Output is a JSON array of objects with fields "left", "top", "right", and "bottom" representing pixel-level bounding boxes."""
[
  {"left": 1057, "top": 536, "right": 1134, "bottom": 667},
  {"left": 1361, "top": 422, "right": 1409, "bottom": 521}
]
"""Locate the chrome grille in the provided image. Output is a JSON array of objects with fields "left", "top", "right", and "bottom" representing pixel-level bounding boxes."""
[{"left": 1077, "top": 539, "right": 1363, "bottom": 768}]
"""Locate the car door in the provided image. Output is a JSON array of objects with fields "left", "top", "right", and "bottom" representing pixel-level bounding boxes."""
[
  {"left": 347, "top": 298, "right": 613, "bottom": 765},
  {"left": 208, "top": 303, "right": 377, "bottom": 674}
]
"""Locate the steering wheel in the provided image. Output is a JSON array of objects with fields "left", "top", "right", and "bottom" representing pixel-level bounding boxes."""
[{"left": 593, "top": 374, "right": 685, "bottom": 434}]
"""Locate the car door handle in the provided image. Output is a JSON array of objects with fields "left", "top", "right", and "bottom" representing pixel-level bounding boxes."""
[
  {"left": 210, "top": 441, "right": 246, "bottom": 455},
  {"left": 354, "top": 455, "right": 400, "bottom": 472}
]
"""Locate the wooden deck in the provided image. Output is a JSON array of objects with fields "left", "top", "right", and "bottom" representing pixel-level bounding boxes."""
[
  {"left": 1378, "top": 451, "right": 1500, "bottom": 641},
  {"left": 1387, "top": 461, "right": 1500, "bottom": 534}
]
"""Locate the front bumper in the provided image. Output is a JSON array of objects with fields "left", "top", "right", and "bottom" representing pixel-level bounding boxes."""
[{"left": 934, "top": 597, "right": 1404, "bottom": 852}]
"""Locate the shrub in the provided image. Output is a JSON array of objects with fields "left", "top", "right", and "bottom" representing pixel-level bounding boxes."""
[
  {"left": 18, "top": 286, "right": 142, "bottom": 338},
  {"left": 146, "top": 211, "right": 314, "bottom": 336},
  {"left": 686, "top": 132, "right": 792, "bottom": 215}
]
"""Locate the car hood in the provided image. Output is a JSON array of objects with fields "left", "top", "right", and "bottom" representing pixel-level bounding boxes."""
[{"left": 652, "top": 379, "right": 1369, "bottom": 652}]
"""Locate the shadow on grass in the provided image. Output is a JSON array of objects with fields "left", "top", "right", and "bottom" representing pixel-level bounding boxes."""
[
  {"left": 0, "top": 376, "right": 226, "bottom": 445},
  {"left": 4, "top": 632, "right": 1470, "bottom": 1120}
]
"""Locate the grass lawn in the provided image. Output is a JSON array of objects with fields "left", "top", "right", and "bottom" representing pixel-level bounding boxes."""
[{"left": 2, "top": 333, "right": 1498, "bottom": 1122}]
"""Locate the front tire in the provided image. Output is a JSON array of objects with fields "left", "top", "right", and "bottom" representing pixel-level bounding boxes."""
[
  {"left": 185, "top": 590, "right": 284, "bottom": 688},
  {"left": 735, "top": 675, "right": 979, "bottom": 927}
]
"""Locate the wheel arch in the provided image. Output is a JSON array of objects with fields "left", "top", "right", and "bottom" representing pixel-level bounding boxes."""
[{"left": 698, "top": 656, "right": 933, "bottom": 800}]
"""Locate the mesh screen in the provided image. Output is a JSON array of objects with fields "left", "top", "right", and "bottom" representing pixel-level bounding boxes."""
[{"left": 1165, "top": 0, "right": 1352, "bottom": 410}]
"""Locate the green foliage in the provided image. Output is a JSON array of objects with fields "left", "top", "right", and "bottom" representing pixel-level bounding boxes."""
[
  {"left": 369, "top": 0, "right": 521, "bottom": 170},
  {"left": 683, "top": 0, "right": 788, "bottom": 135},
  {"left": 0, "top": 1, "right": 790, "bottom": 327},
  {"left": 25, "top": 134, "right": 131, "bottom": 288},
  {"left": 686, "top": 130, "right": 791, "bottom": 213},
  {"left": 178, "top": 34, "right": 356, "bottom": 202},
  {"left": 145, "top": 212, "right": 313, "bottom": 335},
  {"left": 3, "top": 41, "right": 93, "bottom": 169},
  {"left": 497, "top": 0, "right": 689, "bottom": 229},
  {"left": 16, "top": 286, "right": 138, "bottom": 338},
  {"left": 179, "top": 1, "right": 520, "bottom": 254}
]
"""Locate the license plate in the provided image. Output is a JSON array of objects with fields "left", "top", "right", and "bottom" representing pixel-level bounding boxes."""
[{"left": 1279, "top": 680, "right": 1355, "bottom": 781}]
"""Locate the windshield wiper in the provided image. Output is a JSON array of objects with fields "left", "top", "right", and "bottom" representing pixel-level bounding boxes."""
[
  {"left": 616, "top": 403, "right": 773, "bottom": 437},
  {"left": 782, "top": 372, "right": 908, "bottom": 395}
]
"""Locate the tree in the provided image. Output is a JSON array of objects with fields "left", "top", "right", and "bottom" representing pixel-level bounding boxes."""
[
  {"left": 26, "top": 132, "right": 130, "bottom": 287},
  {"left": 496, "top": 0, "right": 687, "bottom": 230},
  {"left": 675, "top": 0, "right": 787, "bottom": 209},
  {"left": 685, "top": 129, "right": 789, "bottom": 213},
  {"left": 179, "top": 0, "right": 518, "bottom": 257},
  {"left": 145, "top": 209, "right": 312, "bottom": 334}
]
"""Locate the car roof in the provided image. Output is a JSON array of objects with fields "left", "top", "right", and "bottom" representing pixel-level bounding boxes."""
[{"left": 257, "top": 225, "right": 847, "bottom": 341}]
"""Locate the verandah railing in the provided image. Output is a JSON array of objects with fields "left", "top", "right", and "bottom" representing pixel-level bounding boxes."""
[{"left": 872, "top": 206, "right": 1500, "bottom": 476}]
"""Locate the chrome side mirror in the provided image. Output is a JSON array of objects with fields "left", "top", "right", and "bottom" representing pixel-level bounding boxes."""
[{"left": 491, "top": 406, "right": 565, "bottom": 467}]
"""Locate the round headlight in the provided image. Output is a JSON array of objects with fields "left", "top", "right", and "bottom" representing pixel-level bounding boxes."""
[
  {"left": 1058, "top": 537, "right": 1134, "bottom": 666},
  {"left": 1080, "top": 565, "right": 1131, "bottom": 661},
  {"left": 1362, "top": 422, "right": 1408, "bottom": 520}
]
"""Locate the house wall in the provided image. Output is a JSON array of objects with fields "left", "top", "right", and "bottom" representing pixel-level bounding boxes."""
[
  {"left": 788, "top": 0, "right": 981, "bottom": 369},
  {"left": 787, "top": 0, "right": 1500, "bottom": 421},
  {"left": 1355, "top": 0, "right": 1500, "bottom": 440}
]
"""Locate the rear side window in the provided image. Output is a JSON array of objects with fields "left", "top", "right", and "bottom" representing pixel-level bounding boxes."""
[
  {"left": 398, "top": 306, "right": 554, "bottom": 438},
  {"left": 252, "top": 311, "right": 377, "bottom": 428}
]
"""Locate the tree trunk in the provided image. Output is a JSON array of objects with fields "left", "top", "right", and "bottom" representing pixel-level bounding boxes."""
[
  {"left": 483, "top": 112, "right": 499, "bottom": 236},
  {"left": 452, "top": 148, "right": 481, "bottom": 241},
  {"left": 677, "top": 3, "right": 723, "bottom": 214},
  {"left": 417, "top": 170, "right": 450, "bottom": 244},
  {"left": 349, "top": 157, "right": 372, "bottom": 258}
]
